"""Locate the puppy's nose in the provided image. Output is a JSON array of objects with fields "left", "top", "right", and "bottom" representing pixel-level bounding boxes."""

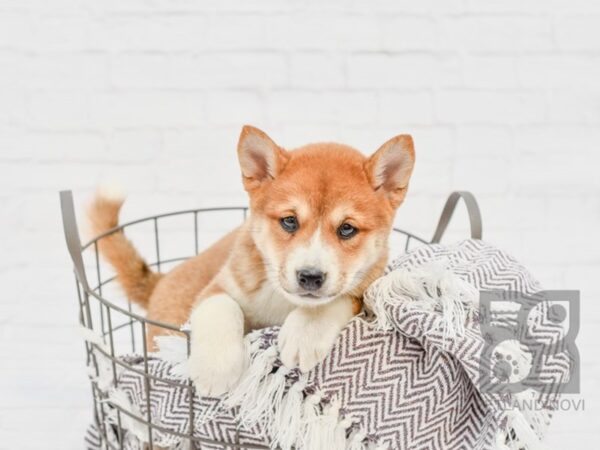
[{"left": 296, "top": 268, "right": 326, "bottom": 292}]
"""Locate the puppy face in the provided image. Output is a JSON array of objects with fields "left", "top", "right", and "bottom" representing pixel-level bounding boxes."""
[{"left": 238, "top": 126, "right": 415, "bottom": 307}]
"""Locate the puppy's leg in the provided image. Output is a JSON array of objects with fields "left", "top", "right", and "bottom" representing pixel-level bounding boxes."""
[
  {"left": 189, "top": 293, "right": 246, "bottom": 397},
  {"left": 278, "top": 296, "right": 354, "bottom": 372}
]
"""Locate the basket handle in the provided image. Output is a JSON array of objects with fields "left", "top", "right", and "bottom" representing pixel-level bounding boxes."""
[
  {"left": 431, "top": 191, "right": 482, "bottom": 243},
  {"left": 60, "top": 190, "right": 90, "bottom": 291}
]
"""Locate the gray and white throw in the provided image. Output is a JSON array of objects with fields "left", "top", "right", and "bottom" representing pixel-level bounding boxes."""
[{"left": 85, "top": 240, "right": 570, "bottom": 450}]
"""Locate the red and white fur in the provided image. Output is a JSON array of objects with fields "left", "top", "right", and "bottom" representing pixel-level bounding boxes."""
[{"left": 88, "top": 126, "right": 415, "bottom": 396}]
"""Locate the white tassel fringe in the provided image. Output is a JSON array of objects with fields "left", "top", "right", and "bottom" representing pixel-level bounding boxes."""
[
  {"left": 303, "top": 397, "right": 341, "bottom": 450},
  {"left": 270, "top": 375, "right": 307, "bottom": 450},
  {"left": 364, "top": 260, "right": 478, "bottom": 339},
  {"left": 223, "top": 344, "right": 278, "bottom": 427}
]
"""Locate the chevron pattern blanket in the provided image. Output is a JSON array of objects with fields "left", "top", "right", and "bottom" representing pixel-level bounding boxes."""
[{"left": 85, "top": 240, "right": 568, "bottom": 450}]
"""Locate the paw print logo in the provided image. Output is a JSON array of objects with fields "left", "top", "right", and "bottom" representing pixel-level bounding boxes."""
[
  {"left": 479, "top": 290, "right": 579, "bottom": 395},
  {"left": 491, "top": 343, "right": 532, "bottom": 385}
]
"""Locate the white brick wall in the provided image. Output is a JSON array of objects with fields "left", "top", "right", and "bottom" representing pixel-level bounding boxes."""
[{"left": 1, "top": 0, "right": 599, "bottom": 447}]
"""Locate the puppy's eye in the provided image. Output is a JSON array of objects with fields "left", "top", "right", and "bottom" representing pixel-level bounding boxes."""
[
  {"left": 338, "top": 223, "right": 358, "bottom": 239},
  {"left": 280, "top": 216, "right": 299, "bottom": 233}
]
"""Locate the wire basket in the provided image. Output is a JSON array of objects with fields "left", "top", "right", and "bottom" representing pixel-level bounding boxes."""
[{"left": 60, "top": 190, "right": 482, "bottom": 450}]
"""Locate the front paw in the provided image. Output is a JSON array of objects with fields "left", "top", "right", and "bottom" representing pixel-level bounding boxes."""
[
  {"left": 189, "top": 338, "right": 246, "bottom": 397},
  {"left": 278, "top": 308, "right": 340, "bottom": 372}
]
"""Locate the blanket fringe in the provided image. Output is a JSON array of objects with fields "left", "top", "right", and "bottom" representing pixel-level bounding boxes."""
[
  {"left": 494, "top": 409, "right": 548, "bottom": 450},
  {"left": 104, "top": 389, "right": 152, "bottom": 445},
  {"left": 270, "top": 375, "right": 307, "bottom": 450},
  {"left": 348, "top": 430, "right": 367, "bottom": 450},
  {"left": 79, "top": 326, "right": 116, "bottom": 391},
  {"left": 223, "top": 344, "right": 278, "bottom": 427},
  {"left": 242, "top": 365, "right": 289, "bottom": 428},
  {"left": 335, "top": 416, "right": 354, "bottom": 449},
  {"left": 364, "top": 259, "right": 478, "bottom": 339},
  {"left": 303, "top": 396, "right": 340, "bottom": 450},
  {"left": 153, "top": 334, "right": 189, "bottom": 379},
  {"left": 506, "top": 410, "right": 547, "bottom": 450}
]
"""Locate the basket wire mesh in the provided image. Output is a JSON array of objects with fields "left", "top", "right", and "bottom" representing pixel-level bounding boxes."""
[{"left": 60, "top": 190, "right": 481, "bottom": 450}]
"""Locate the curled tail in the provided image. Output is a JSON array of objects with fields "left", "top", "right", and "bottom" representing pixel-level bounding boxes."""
[{"left": 87, "top": 186, "right": 162, "bottom": 308}]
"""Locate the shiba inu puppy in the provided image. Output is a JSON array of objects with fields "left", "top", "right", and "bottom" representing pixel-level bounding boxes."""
[{"left": 89, "top": 126, "right": 415, "bottom": 396}]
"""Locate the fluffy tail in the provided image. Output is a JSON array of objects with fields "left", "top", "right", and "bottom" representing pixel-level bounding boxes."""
[{"left": 87, "top": 186, "right": 162, "bottom": 308}]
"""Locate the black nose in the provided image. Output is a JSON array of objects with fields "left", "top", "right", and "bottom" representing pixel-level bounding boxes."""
[{"left": 296, "top": 268, "right": 326, "bottom": 291}]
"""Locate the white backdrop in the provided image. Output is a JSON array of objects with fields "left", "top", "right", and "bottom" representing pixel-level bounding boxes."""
[{"left": 1, "top": 0, "right": 599, "bottom": 448}]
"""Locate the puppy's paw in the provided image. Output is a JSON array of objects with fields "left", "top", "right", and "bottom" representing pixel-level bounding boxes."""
[
  {"left": 188, "top": 294, "right": 246, "bottom": 397},
  {"left": 278, "top": 308, "right": 340, "bottom": 373},
  {"left": 189, "top": 337, "right": 246, "bottom": 397}
]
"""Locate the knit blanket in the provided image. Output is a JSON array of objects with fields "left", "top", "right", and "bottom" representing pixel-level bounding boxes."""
[{"left": 85, "top": 240, "right": 570, "bottom": 450}]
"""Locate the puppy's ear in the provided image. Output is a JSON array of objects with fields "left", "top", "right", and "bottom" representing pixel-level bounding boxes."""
[
  {"left": 237, "top": 125, "right": 288, "bottom": 191},
  {"left": 365, "top": 134, "right": 415, "bottom": 208}
]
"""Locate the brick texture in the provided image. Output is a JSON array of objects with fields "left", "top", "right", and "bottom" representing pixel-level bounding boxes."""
[{"left": 0, "top": 1, "right": 598, "bottom": 448}]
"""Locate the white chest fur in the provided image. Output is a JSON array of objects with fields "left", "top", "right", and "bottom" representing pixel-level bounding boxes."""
[
  {"left": 217, "top": 265, "right": 296, "bottom": 331},
  {"left": 237, "top": 282, "right": 296, "bottom": 330}
]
